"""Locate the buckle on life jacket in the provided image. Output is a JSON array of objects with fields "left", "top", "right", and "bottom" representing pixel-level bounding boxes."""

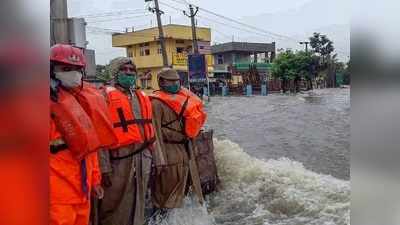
[{"left": 50, "top": 138, "right": 68, "bottom": 154}]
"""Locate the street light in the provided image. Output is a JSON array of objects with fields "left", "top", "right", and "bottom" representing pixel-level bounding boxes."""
[{"left": 299, "top": 41, "right": 310, "bottom": 53}]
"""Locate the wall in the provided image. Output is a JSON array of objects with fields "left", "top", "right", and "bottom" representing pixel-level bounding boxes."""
[{"left": 112, "top": 24, "right": 211, "bottom": 47}]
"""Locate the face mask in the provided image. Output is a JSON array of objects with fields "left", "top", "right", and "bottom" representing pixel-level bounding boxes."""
[
  {"left": 117, "top": 73, "right": 136, "bottom": 89},
  {"left": 55, "top": 71, "right": 82, "bottom": 88},
  {"left": 161, "top": 84, "right": 181, "bottom": 94}
]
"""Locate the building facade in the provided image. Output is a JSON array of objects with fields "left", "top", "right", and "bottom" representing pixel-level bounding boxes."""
[
  {"left": 210, "top": 42, "right": 276, "bottom": 94},
  {"left": 112, "top": 24, "right": 213, "bottom": 90},
  {"left": 211, "top": 42, "right": 276, "bottom": 75}
]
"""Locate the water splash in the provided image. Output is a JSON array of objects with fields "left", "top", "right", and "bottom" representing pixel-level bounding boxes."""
[
  {"left": 148, "top": 194, "right": 216, "bottom": 225},
  {"left": 208, "top": 139, "right": 350, "bottom": 225},
  {"left": 149, "top": 138, "right": 350, "bottom": 225}
]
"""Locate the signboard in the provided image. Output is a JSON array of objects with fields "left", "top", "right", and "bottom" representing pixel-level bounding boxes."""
[
  {"left": 188, "top": 54, "right": 207, "bottom": 83},
  {"left": 198, "top": 41, "right": 212, "bottom": 55},
  {"left": 172, "top": 53, "right": 187, "bottom": 66}
]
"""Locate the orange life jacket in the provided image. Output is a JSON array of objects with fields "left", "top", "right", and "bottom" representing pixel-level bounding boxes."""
[
  {"left": 72, "top": 82, "right": 118, "bottom": 149},
  {"left": 50, "top": 88, "right": 101, "bottom": 160},
  {"left": 104, "top": 86, "right": 155, "bottom": 153},
  {"left": 151, "top": 87, "right": 207, "bottom": 138}
]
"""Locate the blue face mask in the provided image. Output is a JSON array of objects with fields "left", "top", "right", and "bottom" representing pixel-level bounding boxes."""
[
  {"left": 161, "top": 84, "right": 181, "bottom": 94},
  {"left": 117, "top": 73, "right": 136, "bottom": 89}
]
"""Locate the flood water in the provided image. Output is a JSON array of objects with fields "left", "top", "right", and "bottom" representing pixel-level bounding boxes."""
[
  {"left": 150, "top": 88, "right": 350, "bottom": 225},
  {"left": 205, "top": 88, "right": 350, "bottom": 180}
]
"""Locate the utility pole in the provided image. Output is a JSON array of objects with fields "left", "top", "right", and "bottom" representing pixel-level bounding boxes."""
[
  {"left": 184, "top": 5, "right": 199, "bottom": 54},
  {"left": 50, "top": 0, "right": 69, "bottom": 46},
  {"left": 299, "top": 41, "right": 310, "bottom": 53},
  {"left": 148, "top": 0, "right": 169, "bottom": 67}
]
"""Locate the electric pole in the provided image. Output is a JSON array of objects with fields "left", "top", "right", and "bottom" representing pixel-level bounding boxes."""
[
  {"left": 299, "top": 41, "right": 310, "bottom": 53},
  {"left": 148, "top": 0, "right": 169, "bottom": 67},
  {"left": 50, "top": 0, "right": 69, "bottom": 46},
  {"left": 184, "top": 5, "right": 199, "bottom": 54}
]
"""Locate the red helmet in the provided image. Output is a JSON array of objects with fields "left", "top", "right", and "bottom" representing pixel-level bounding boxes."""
[{"left": 50, "top": 44, "right": 86, "bottom": 67}]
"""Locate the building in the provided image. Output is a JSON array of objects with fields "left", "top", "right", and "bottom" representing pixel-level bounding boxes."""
[
  {"left": 210, "top": 42, "right": 276, "bottom": 94},
  {"left": 212, "top": 42, "right": 275, "bottom": 77},
  {"left": 112, "top": 24, "right": 213, "bottom": 90}
]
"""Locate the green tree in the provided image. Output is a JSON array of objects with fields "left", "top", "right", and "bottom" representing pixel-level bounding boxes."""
[
  {"left": 309, "top": 32, "right": 335, "bottom": 66},
  {"left": 271, "top": 50, "right": 314, "bottom": 92},
  {"left": 342, "top": 60, "right": 350, "bottom": 85},
  {"left": 96, "top": 64, "right": 113, "bottom": 82}
]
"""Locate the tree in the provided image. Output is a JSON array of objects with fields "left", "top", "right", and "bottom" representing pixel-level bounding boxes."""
[
  {"left": 96, "top": 64, "right": 113, "bottom": 82},
  {"left": 271, "top": 50, "right": 314, "bottom": 93},
  {"left": 342, "top": 60, "right": 351, "bottom": 85},
  {"left": 309, "top": 32, "right": 335, "bottom": 66}
]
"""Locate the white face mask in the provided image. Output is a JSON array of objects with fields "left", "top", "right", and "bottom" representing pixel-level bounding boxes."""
[{"left": 55, "top": 71, "right": 83, "bottom": 88}]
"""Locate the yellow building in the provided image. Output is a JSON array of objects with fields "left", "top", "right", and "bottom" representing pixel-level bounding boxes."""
[{"left": 112, "top": 24, "right": 213, "bottom": 90}]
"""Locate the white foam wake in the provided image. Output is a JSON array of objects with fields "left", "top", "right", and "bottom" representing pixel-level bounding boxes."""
[{"left": 148, "top": 139, "right": 350, "bottom": 225}]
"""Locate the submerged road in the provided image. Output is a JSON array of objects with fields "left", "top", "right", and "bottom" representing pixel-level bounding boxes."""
[{"left": 205, "top": 88, "right": 350, "bottom": 180}]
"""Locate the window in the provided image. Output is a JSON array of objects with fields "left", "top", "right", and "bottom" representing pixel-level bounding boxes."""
[
  {"left": 200, "top": 46, "right": 205, "bottom": 50},
  {"left": 157, "top": 42, "right": 162, "bottom": 54},
  {"left": 217, "top": 54, "right": 224, "bottom": 64},
  {"left": 176, "top": 47, "right": 184, "bottom": 53},
  {"left": 127, "top": 51, "right": 133, "bottom": 58},
  {"left": 139, "top": 43, "right": 151, "bottom": 56}
]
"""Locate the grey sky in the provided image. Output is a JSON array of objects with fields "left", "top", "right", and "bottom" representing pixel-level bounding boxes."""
[{"left": 68, "top": 0, "right": 350, "bottom": 65}]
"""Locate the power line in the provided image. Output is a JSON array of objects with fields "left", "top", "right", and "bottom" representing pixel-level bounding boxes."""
[
  {"left": 87, "top": 14, "right": 153, "bottom": 23},
  {"left": 84, "top": 11, "right": 149, "bottom": 20},
  {"left": 199, "top": 8, "right": 296, "bottom": 41},
  {"left": 76, "top": 9, "right": 147, "bottom": 18},
  {"left": 197, "top": 14, "right": 274, "bottom": 40},
  {"left": 86, "top": 26, "right": 160, "bottom": 38},
  {"left": 161, "top": 0, "right": 297, "bottom": 42},
  {"left": 159, "top": 0, "right": 281, "bottom": 41},
  {"left": 159, "top": 2, "right": 266, "bottom": 37}
]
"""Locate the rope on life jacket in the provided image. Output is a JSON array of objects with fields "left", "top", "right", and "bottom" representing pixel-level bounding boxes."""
[{"left": 159, "top": 96, "right": 190, "bottom": 136}]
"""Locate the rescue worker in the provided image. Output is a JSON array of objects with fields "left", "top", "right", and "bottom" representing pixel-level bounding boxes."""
[
  {"left": 98, "top": 57, "right": 162, "bottom": 225},
  {"left": 150, "top": 68, "right": 207, "bottom": 209},
  {"left": 50, "top": 44, "right": 116, "bottom": 225}
]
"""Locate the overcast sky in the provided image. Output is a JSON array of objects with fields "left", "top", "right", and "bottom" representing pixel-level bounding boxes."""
[{"left": 68, "top": 0, "right": 349, "bottom": 65}]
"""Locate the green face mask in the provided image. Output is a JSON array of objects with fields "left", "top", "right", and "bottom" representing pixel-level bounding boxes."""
[
  {"left": 161, "top": 84, "right": 181, "bottom": 94},
  {"left": 117, "top": 73, "right": 136, "bottom": 89}
]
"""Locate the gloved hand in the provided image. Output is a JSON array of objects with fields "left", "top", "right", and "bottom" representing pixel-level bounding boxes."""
[
  {"left": 92, "top": 185, "right": 104, "bottom": 199},
  {"left": 101, "top": 173, "right": 112, "bottom": 188}
]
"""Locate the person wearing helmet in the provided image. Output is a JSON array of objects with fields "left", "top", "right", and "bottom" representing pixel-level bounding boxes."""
[
  {"left": 150, "top": 68, "right": 206, "bottom": 210},
  {"left": 50, "top": 44, "right": 116, "bottom": 225},
  {"left": 97, "top": 57, "right": 162, "bottom": 225}
]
